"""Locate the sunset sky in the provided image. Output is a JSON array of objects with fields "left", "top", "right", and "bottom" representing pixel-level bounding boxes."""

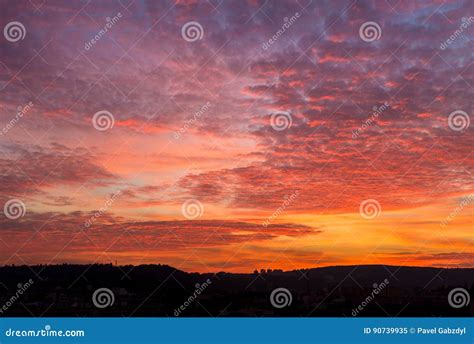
[{"left": 0, "top": 0, "right": 472, "bottom": 272}]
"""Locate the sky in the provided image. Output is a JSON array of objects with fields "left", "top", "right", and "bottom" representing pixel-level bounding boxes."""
[{"left": 0, "top": 0, "right": 472, "bottom": 272}]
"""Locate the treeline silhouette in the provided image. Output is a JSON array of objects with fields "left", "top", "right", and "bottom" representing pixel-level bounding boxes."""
[{"left": 0, "top": 264, "right": 472, "bottom": 317}]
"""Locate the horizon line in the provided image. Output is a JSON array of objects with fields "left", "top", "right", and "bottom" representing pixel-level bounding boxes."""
[{"left": 1, "top": 262, "right": 473, "bottom": 275}]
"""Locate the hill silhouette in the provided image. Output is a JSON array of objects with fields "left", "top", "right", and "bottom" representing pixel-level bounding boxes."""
[{"left": 0, "top": 264, "right": 472, "bottom": 317}]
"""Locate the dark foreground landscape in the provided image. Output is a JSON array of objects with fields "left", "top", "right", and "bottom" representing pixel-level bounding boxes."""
[{"left": 0, "top": 264, "right": 472, "bottom": 317}]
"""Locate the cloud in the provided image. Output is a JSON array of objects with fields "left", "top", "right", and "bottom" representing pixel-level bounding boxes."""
[
  {"left": 0, "top": 0, "right": 472, "bottom": 270},
  {"left": 0, "top": 211, "right": 321, "bottom": 264},
  {"left": 0, "top": 143, "right": 116, "bottom": 200}
]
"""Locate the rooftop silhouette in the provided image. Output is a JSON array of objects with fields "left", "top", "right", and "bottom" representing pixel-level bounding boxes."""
[{"left": 0, "top": 264, "right": 472, "bottom": 317}]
